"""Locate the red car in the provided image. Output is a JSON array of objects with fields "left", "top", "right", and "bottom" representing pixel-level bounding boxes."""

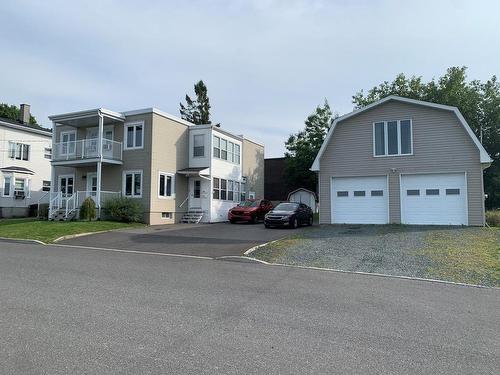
[{"left": 228, "top": 199, "right": 274, "bottom": 224}]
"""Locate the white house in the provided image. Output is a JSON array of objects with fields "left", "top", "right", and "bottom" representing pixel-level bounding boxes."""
[{"left": 0, "top": 104, "right": 52, "bottom": 218}]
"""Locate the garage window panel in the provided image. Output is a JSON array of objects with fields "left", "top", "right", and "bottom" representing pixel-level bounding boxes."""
[
  {"left": 446, "top": 188, "right": 460, "bottom": 195},
  {"left": 407, "top": 189, "right": 420, "bottom": 196},
  {"left": 371, "top": 190, "right": 383, "bottom": 196},
  {"left": 337, "top": 191, "right": 348, "bottom": 197},
  {"left": 353, "top": 191, "right": 366, "bottom": 197},
  {"left": 426, "top": 189, "right": 440, "bottom": 196}
]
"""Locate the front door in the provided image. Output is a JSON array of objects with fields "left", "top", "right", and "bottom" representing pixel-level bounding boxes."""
[
  {"left": 86, "top": 172, "right": 98, "bottom": 200},
  {"left": 58, "top": 175, "right": 74, "bottom": 208},
  {"left": 190, "top": 179, "right": 201, "bottom": 208}
]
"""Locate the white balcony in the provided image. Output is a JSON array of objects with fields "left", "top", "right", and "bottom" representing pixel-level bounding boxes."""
[{"left": 52, "top": 138, "right": 123, "bottom": 164}]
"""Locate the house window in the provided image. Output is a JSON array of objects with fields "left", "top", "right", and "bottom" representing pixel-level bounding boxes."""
[
  {"left": 14, "top": 178, "right": 29, "bottom": 197},
  {"left": 249, "top": 191, "right": 256, "bottom": 199},
  {"left": 159, "top": 172, "right": 174, "bottom": 198},
  {"left": 337, "top": 191, "right": 348, "bottom": 197},
  {"left": 213, "top": 136, "right": 220, "bottom": 158},
  {"left": 373, "top": 119, "right": 412, "bottom": 156},
  {"left": 60, "top": 131, "right": 76, "bottom": 155},
  {"left": 213, "top": 177, "right": 220, "bottom": 199},
  {"left": 228, "top": 180, "right": 234, "bottom": 201},
  {"left": 353, "top": 191, "right": 366, "bottom": 197},
  {"left": 3, "top": 175, "right": 12, "bottom": 197},
  {"left": 194, "top": 180, "right": 201, "bottom": 198},
  {"left": 42, "top": 180, "right": 51, "bottom": 192},
  {"left": 124, "top": 122, "right": 144, "bottom": 149},
  {"left": 426, "top": 189, "right": 439, "bottom": 196},
  {"left": 220, "top": 179, "right": 227, "bottom": 200},
  {"left": 123, "top": 170, "right": 142, "bottom": 198},
  {"left": 193, "top": 135, "right": 205, "bottom": 157},
  {"left": 8, "top": 142, "right": 30, "bottom": 161},
  {"left": 220, "top": 139, "right": 227, "bottom": 160},
  {"left": 241, "top": 183, "right": 246, "bottom": 201},
  {"left": 234, "top": 144, "right": 240, "bottom": 165},
  {"left": 162, "top": 212, "right": 173, "bottom": 219},
  {"left": 234, "top": 182, "right": 240, "bottom": 202},
  {"left": 228, "top": 142, "right": 234, "bottom": 163},
  {"left": 44, "top": 148, "right": 52, "bottom": 159},
  {"left": 446, "top": 188, "right": 460, "bottom": 195}
]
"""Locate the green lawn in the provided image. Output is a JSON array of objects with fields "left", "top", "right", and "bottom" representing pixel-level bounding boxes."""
[{"left": 0, "top": 218, "right": 144, "bottom": 243}]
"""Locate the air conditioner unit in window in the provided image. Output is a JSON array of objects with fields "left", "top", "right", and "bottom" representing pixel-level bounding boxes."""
[{"left": 14, "top": 190, "right": 25, "bottom": 199}]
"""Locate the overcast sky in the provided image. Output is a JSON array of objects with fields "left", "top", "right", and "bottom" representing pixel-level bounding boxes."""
[{"left": 1, "top": 0, "right": 498, "bottom": 157}]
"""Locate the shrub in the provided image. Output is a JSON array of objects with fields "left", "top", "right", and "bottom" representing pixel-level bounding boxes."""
[
  {"left": 80, "top": 197, "right": 97, "bottom": 221},
  {"left": 38, "top": 204, "right": 49, "bottom": 219},
  {"left": 485, "top": 210, "right": 500, "bottom": 227},
  {"left": 102, "top": 197, "right": 143, "bottom": 223}
]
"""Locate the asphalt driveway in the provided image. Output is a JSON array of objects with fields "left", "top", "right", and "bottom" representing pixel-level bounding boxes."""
[{"left": 58, "top": 222, "right": 304, "bottom": 258}]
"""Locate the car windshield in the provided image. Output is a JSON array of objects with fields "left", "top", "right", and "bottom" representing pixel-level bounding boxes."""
[
  {"left": 274, "top": 202, "right": 299, "bottom": 211},
  {"left": 238, "top": 200, "right": 259, "bottom": 207}
]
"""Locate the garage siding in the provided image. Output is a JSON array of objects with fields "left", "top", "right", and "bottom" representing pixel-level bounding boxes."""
[{"left": 318, "top": 100, "right": 485, "bottom": 226}]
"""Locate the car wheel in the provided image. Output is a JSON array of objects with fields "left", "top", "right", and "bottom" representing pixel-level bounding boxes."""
[
  {"left": 307, "top": 216, "right": 313, "bottom": 226},
  {"left": 251, "top": 215, "right": 258, "bottom": 224},
  {"left": 265, "top": 224, "right": 270, "bottom": 228},
  {"left": 230, "top": 219, "right": 236, "bottom": 224},
  {"left": 291, "top": 217, "right": 298, "bottom": 229}
]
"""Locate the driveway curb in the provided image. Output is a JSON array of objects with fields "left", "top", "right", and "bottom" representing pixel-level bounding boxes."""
[
  {"left": 53, "top": 230, "right": 118, "bottom": 243},
  {"left": 0, "top": 237, "right": 47, "bottom": 245}
]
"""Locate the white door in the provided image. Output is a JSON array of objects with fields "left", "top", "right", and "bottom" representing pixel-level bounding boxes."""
[
  {"left": 58, "top": 175, "right": 74, "bottom": 208},
  {"left": 331, "top": 176, "right": 388, "bottom": 224},
  {"left": 190, "top": 179, "right": 202, "bottom": 208},
  {"left": 401, "top": 173, "right": 467, "bottom": 225}
]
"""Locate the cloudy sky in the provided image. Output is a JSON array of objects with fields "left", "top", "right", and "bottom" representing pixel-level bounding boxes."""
[{"left": 1, "top": 0, "right": 498, "bottom": 157}]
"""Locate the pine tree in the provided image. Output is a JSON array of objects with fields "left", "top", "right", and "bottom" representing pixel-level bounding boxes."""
[{"left": 179, "top": 80, "right": 211, "bottom": 125}]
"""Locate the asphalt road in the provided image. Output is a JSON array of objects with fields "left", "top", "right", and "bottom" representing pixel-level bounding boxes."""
[
  {"left": 58, "top": 222, "right": 299, "bottom": 257},
  {"left": 0, "top": 240, "right": 498, "bottom": 374}
]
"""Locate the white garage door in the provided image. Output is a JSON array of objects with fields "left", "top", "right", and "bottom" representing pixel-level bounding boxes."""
[
  {"left": 331, "top": 176, "right": 388, "bottom": 224},
  {"left": 401, "top": 173, "right": 467, "bottom": 225}
]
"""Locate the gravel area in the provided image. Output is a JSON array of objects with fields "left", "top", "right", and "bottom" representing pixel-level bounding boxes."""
[{"left": 250, "top": 225, "right": 500, "bottom": 286}]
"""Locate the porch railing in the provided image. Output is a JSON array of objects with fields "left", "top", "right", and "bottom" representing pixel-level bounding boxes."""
[
  {"left": 49, "top": 191, "right": 121, "bottom": 219},
  {"left": 52, "top": 138, "right": 122, "bottom": 162}
]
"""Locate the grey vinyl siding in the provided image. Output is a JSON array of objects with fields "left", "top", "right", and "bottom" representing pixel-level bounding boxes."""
[{"left": 318, "top": 100, "right": 485, "bottom": 225}]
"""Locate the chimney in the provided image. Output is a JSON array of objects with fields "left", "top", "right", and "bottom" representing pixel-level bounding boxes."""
[{"left": 19, "top": 104, "right": 30, "bottom": 124}]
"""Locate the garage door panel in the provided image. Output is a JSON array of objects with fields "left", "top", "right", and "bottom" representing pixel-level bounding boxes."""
[
  {"left": 331, "top": 176, "right": 388, "bottom": 224},
  {"left": 401, "top": 173, "right": 467, "bottom": 225}
]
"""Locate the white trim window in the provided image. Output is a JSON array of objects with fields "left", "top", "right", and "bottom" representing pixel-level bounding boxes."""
[
  {"left": 158, "top": 172, "right": 175, "bottom": 198},
  {"left": 2, "top": 175, "right": 12, "bottom": 197},
  {"left": 8, "top": 142, "right": 30, "bottom": 161},
  {"left": 240, "top": 183, "right": 246, "bottom": 201},
  {"left": 213, "top": 177, "right": 220, "bottom": 199},
  {"left": 42, "top": 180, "right": 51, "bottom": 192},
  {"left": 193, "top": 134, "right": 205, "bottom": 157},
  {"left": 373, "top": 119, "right": 412, "bottom": 157},
  {"left": 234, "top": 182, "right": 240, "bottom": 202},
  {"left": 123, "top": 170, "right": 143, "bottom": 198},
  {"left": 44, "top": 147, "right": 52, "bottom": 159},
  {"left": 14, "top": 177, "right": 30, "bottom": 198},
  {"left": 212, "top": 135, "right": 241, "bottom": 165},
  {"left": 234, "top": 144, "right": 240, "bottom": 164},
  {"left": 124, "top": 122, "right": 144, "bottom": 150},
  {"left": 60, "top": 131, "right": 77, "bottom": 156},
  {"left": 213, "top": 136, "right": 220, "bottom": 158}
]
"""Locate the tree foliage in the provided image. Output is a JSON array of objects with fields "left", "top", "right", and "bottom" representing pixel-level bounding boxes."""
[
  {"left": 353, "top": 66, "right": 500, "bottom": 208},
  {"left": 80, "top": 197, "right": 96, "bottom": 221},
  {"left": 179, "top": 80, "right": 211, "bottom": 125},
  {"left": 285, "top": 100, "right": 336, "bottom": 192},
  {"left": 0, "top": 103, "right": 37, "bottom": 124}
]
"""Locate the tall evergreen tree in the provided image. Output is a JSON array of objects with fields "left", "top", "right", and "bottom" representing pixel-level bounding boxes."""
[
  {"left": 284, "top": 100, "right": 336, "bottom": 192},
  {"left": 180, "top": 80, "right": 212, "bottom": 125}
]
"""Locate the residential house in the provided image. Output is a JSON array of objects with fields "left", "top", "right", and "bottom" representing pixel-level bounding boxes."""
[
  {"left": 311, "top": 96, "right": 492, "bottom": 226},
  {"left": 0, "top": 104, "right": 52, "bottom": 217},
  {"left": 48, "top": 107, "right": 264, "bottom": 224}
]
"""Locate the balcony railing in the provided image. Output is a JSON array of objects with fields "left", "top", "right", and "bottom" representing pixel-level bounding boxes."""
[{"left": 52, "top": 138, "right": 122, "bottom": 162}]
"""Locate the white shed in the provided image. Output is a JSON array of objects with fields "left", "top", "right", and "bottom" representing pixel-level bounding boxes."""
[{"left": 287, "top": 188, "right": 317, "bottom": 212}]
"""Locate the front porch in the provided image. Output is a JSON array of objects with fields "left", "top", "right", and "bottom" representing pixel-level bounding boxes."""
[{"left": 49, "top": 190, "right": 121, "bottom": 221}]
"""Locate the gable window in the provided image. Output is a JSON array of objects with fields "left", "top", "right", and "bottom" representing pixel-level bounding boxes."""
[
  {"left": 213, "top": 136, "right": 220, "bottom": 158},
  {"left": 123, "top": 170, "right": 142, "bottom": 198},
  {"left": 124, "top": 122, "right": 144, "bottom": 150},
  {"left": 373, "top": 119, "right": 412, "bottom": 157},
  {"left": 9, "top": 142, "right": 30, "bottom": 161},
  {"left": 3, "top": 175, "right": 12, "bottom": 197},
  {"left": 159, "top": 172, "right": 174, "bottom": 198},
  {"left": 193, "top": 135, "right": 205, "bottom": 157}
]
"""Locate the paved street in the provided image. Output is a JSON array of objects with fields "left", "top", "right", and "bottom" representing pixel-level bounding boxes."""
[
  {"left": 58, "top": 222, "right": 300, "bottom": 257},
  {"left": 0, "top": 240, "right": 498, "bottom": 374}
]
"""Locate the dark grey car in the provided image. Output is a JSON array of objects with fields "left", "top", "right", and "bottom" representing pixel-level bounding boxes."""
[{"left": 264, "top": 202, "right": 313, "bottom": 229}]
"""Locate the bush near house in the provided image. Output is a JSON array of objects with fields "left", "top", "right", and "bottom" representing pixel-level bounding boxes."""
[
  {"left": 486, "top": 210, "right": 500, "bottom": 227},
  {"left": 80, "top": 197, "right": 96, "bottom": 221},
  {"left": 102, "top": 197, "right": 143, "bottom": 223}
]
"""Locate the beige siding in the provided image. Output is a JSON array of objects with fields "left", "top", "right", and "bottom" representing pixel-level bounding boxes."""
[
  {"left": 242, "top": 139, "right": 265, "bottom": 199},
  {"left": 319, "top": 101, "right": 484, "bottom": 225},
  {"left": 148, "top": 113, "right": 189, "bottom": 225}
]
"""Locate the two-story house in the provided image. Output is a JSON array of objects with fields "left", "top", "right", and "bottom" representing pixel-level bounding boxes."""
[
  {"left": 311, "top": 96, "right": 492, "bottom": 226},
  {"left": 0, "top": 104, "right": 52, "bottom": 218},
  {"left": 48, "top": 107, "right": 264, "bottom": 224}
]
